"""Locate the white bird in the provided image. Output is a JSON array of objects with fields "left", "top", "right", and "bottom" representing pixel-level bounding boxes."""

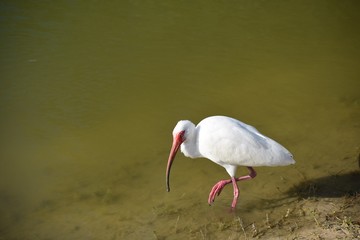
[{"left": 166, "top": 115, "right": 295, "bottom": 209}]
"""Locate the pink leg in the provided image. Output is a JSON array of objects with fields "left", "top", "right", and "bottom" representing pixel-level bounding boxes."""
[
  {"left": 208, "top": 179, "right": 232, "bottom": 205},
  {"left": 231, "top": 177, "right": 239, "bottom": 209},
  {"left": 208, "top": 167, "right": 257, "bottom": 207}
]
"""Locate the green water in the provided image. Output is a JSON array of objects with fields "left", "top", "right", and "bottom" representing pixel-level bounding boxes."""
[{"left": 1, "top": 1, "right": 359, "bottom": 239}]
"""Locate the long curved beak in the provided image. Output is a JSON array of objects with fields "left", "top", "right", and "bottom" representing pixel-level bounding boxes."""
[{"left": 166, "top": 132, "right": 184, "bottom": 192}]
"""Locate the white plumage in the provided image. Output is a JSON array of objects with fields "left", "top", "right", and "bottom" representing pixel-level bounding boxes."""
[{"left": 166, "top": 115, "right": 295, "bottom": 209}]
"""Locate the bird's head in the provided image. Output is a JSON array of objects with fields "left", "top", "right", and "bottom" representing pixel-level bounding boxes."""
[{"left": 166, "top": 120, "right": 194, "bottom": 192}]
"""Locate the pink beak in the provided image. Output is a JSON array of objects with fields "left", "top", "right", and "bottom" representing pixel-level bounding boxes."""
[{"left": 166, "top": 131, "right": 184, "bottom": 192}]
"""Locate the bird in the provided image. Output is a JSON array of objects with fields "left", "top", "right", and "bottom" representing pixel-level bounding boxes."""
[{"left": 166, "top": 115, "right": 295, "bottom": 209}]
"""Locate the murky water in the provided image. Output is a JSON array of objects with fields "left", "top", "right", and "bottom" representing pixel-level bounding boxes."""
[{"left": 1, "top": 1, "right": 359, "bottom": 239}]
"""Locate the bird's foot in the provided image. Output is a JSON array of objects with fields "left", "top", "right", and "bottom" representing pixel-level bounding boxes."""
[{"left": 208, "top": 179, "right": 232, "bottom": 205}]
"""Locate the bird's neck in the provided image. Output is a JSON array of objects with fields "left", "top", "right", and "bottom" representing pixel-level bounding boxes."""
[{"left": 180, "top": 132, "right": 202, "bottom": 159}]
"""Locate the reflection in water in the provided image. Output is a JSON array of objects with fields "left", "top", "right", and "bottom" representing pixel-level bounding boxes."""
[{"left": 0, "top": 0, "right": 359, "bottom": 239}]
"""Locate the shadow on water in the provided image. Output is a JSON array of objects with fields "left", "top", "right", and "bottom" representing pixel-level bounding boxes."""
[
  {"left": 287, "top": 171, "right": 360, "bottom": 198},
  {"left": 239, "top": 170, "right": 360, "bottom": 213}
]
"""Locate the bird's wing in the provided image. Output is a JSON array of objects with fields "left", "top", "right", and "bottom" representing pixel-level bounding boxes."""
[{"left": 198, "top": 117, "right": 293, "bottom": 166}]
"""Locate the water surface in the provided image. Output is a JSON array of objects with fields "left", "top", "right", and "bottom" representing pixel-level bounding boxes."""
[{"left": 0, "top": 1, "right": 359, "bottom": 239}]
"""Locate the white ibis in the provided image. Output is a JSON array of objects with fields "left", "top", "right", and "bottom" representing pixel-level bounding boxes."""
[{"left": 166, "top": 116, "right": 295, "bottom": 209}]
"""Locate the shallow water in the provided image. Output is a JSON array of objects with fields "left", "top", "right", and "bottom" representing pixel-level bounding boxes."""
[{"left": 0, "top": 1, "right": 359, "bottom": 239}]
